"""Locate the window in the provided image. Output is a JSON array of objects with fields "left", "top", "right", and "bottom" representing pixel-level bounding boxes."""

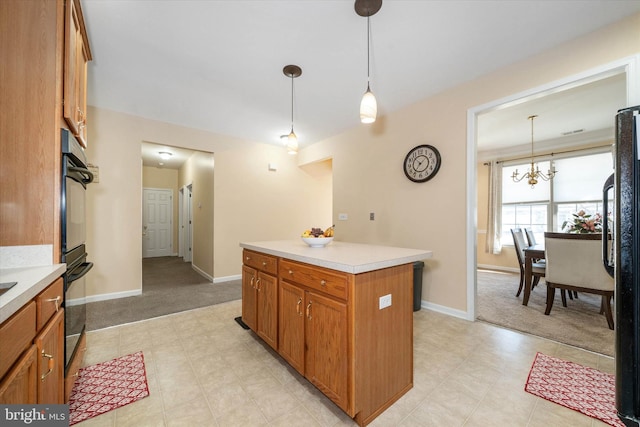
[{"left": 499, "top": 150, "right": 613, "bottom": 245}]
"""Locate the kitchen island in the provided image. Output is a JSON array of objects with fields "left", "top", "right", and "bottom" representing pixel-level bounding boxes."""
[{"left": 239, "top": 240, "right": 432, "bottom": 426}]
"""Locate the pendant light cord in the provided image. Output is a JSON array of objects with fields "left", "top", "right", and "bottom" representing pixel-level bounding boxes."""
[
  {"left": 290, "top": 75, "right": 294, "bottom": 131},
  {"left": 366, "top": 16, "right": 371, "bottom": 86}
]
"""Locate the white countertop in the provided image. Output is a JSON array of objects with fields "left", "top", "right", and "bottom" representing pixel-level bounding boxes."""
[
  {"left": 0, "top": 264, "right": 66, "bottom": 324},
  {"left": 240, "top": 240, "right": 432, "bottom": 274}
]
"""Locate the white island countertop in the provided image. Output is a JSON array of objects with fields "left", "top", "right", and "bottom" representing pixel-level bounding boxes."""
[{"left": 240, "top": 240, "right": 432, "bottom": 274}]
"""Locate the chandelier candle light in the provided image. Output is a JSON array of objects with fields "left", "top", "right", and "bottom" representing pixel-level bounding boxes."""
[
  {"left": 355, "top": 0, "right": 382, "bottom": 124},
  {"left": 283, "top": 65, "right": 302, "bottom": 155},
  {"left": 511, "top": 115, "right": 557, "bottom": 188}
]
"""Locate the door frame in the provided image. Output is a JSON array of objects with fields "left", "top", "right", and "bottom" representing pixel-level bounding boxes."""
[{"left": 466, "top": 55, "right": 640, "bottom": 321}]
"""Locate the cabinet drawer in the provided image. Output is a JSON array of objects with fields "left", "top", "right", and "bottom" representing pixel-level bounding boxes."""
[
  {"left": 0, "top": 302, "right": 36, "bottom": 379},
  {"left": 243, "top": 250, "right": 278, "bottom": 275},
  {"left": 280, "top": 260, "right": 348, "bottom": 300},
  {"left": 36, "top": 277, "right": 64, "bottom": 331}
]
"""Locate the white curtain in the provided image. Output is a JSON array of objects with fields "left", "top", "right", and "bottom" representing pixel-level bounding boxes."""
[{"left": 485, "top": 160, "right": 502, "bottom": 254}]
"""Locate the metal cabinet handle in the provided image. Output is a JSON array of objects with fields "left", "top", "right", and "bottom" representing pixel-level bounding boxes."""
[
  {"left": 41, "top": 351, "right": 54, "bottom": 381},
  {"left": 256, "top": 278, "right": 261, "bottom": 292},
  {"left": 45, "top": 296, "right": 61, "bottom": 312},
  {"left": 306, "top": 301, "right": 312, "bottom": 320},
  {"left": 296, "top": 298, "right": 302, "bottom": 316},
  {"left": 250, "top": 277, "right": 255, "bottom": 289}
]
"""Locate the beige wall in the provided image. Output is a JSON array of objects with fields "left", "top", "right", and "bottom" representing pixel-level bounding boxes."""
[
  {"left": 142, "top": 166, "right": 180, "bottom": 253},
  {"left": 85, "top": 107, "right": 332, "bottom": 298},
  {"left": 85, "top": 13, "right": 638, "bottom": 312},
  {"left": 178, "top": 151, "right": 215, "bottom": 277},
  {"left": 300, "top": 13, "right": 640, "bottom": 315}
]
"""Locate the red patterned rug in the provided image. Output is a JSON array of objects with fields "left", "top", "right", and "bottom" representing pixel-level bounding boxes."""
[
  {"left": 525, "top": 352, "right": 623, "bottom": 427},
  {"left": 68, "top": 351, "right": 149, "bottom": 425}
]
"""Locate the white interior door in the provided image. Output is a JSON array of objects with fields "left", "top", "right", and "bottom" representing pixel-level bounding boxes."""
[{"left": 143, "top": 188, "right": 173, "bottom": 258}]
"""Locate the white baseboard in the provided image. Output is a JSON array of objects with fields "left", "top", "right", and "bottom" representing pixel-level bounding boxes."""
[
  {"left": 477, "top": 264, "right": 519, "bottom": 274},
  {"left": 213, "top": 274, "right": 241, "bottom": 284},
  {"left": 192, "top": 264, "right": 213, "bottom": 282},
  {"left": 420, "top": 300, "right": 469, "bottom": 320},
  {"left": 68, "top": 289, "right": 142, "bottom": 306}
]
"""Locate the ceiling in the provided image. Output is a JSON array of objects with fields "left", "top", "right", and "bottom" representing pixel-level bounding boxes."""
[{"left": 84, "top": 0, "right": 640, "bottom": 163}]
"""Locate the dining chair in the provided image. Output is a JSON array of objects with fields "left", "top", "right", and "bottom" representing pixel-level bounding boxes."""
[
  {"left": 511, "top": 228, "right": 545, "bottom": 298},
  {"left": 525, "top": 228, "right": 537, "bottom": 246},
  {"left": 543, "top": 232, "right": 614, "bottom": 329}
]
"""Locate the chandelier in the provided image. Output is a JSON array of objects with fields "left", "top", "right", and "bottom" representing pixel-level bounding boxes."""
[{"left": 511, "top": 115, "right": 557, "bottom": 188}]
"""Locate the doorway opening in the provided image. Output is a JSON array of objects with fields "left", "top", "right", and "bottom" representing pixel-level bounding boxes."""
[{"left": 467, "top": 55, "right": 639, "bottom": 354}]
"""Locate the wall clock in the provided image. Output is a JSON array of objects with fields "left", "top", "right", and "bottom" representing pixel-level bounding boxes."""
[{"left": 403, "top": 145, "right": 441, "bottom": 183}]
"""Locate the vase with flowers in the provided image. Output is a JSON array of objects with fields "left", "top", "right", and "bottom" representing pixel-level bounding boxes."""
[{"left": 562, "top": 210, "right": 603, "bottom": 233}]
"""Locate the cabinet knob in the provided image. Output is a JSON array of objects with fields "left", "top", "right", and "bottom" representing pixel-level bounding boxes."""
[
  {"left": 320, "top": 280, "right": 326, "bottom": 286},
  {"left": 288, "top": 270, "right": 293, "bottom": 275},
  {"left": 262, "top": 261, "right": 267, "bottom": 266},
  {"left": 246, "top": 256, "right": 250, "bottom": 261}
]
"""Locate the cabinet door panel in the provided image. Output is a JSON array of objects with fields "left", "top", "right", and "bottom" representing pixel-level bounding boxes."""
[
  {"left": 278, "top": 281, "right": 305, "bottom": 375},
  {"left": 0, "top": 345, "right": 37, "bottom": 404},
  {"left": 242, "top": 265, "right": 257, "bottom": 332},
  {"left": 256, "top": 272, "right": 277, "bottom": 350},
  {"left": 35, "top": 309, "right": 64, "bottom": 404},
  {"left": 305, "top": 291, "right": 348, "bottom": 411}
]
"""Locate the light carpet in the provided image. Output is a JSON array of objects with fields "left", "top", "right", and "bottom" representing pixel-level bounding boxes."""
[
  {"left": 476, "top": 269, "right": 614, "bottom": 356},
  {"left": 525, "top": 352, "right": 623, "bottom": 427},
  {"left": 68, "top": 352, "right": 149, "bottom": 426}
]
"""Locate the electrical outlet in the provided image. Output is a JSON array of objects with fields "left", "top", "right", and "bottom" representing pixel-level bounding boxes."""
[
  {"left": 338, "top": 213, "right": 348, "bottom": 220},
  {"left": 370, "top": 212, "right": 375, "bottom": 220},
  {"left": 379, "top": 294, "right": 392, "bottom": 309}
]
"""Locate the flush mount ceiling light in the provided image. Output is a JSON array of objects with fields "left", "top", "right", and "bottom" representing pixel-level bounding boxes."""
[
  {"left": 511, "top": 115, "right": 557, "bottom": 188},
  {"left": 355, "top": 0, "right": 382, "bottom": 124},
  {"left": 158, "top": 151, "right": 172, "bottom": 160},
  {"left": 283, "top": 64, "right": 302, "bottom": 155}
]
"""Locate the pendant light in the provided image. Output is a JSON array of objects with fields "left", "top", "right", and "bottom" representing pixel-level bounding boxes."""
[
  {"left": 511, "top": 115, "right": 557, "bottom": 188},
  {"left": 283, "top": 65, "right": 302, "bottom": 155},
  {"left": 355, "top": 0, "right": 382, "bottom": 124}
]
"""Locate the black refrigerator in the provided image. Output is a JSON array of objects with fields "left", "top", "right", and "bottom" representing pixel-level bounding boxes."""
[{"left": 613, "top": 105, "right": 640, "bottom": 427}]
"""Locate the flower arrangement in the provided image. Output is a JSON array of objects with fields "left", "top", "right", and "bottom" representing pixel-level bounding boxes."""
[{"left": 562, "top": 210, "right": 602, "bottom": 233}]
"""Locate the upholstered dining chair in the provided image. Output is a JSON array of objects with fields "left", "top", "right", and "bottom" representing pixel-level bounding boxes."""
[
  {"left": 543, "top": 232, "right": 614, "bottom": 330},
  {"left": 511, "top": 228, "right": 545, "bottom": 298},
  {"left": 525, "top": 228, "right": 537, "bottom": 246}
]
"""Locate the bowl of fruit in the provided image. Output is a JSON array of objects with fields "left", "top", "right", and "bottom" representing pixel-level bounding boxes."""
[{"left": 301, "top": 226, "right": 334, "bottom": 247}]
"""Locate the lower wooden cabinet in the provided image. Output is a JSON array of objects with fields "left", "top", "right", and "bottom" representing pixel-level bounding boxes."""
[
  {"left": 279, "top": 281, "right": 348, "bottom": 410},
  {"left": 0, "top": 277, "right": 65, "bottom": 404},
  {"left": 36, "top": 309, "right": 64, "bottom": 404},
  {"left": 0, "top": 345, "right": 38, "bottom": 404},
  {"left": 242, "top": 251, "right": 278, "bottom": 350}
]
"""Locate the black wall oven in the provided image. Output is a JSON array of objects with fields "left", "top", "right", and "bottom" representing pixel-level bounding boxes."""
[{"left": 61, "top": 128, "right": 93, "bottom": 374}]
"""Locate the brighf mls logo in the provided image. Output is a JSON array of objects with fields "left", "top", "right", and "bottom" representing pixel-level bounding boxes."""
[{"left": 1, "top": 405, "right": 68, "bottom": 426}]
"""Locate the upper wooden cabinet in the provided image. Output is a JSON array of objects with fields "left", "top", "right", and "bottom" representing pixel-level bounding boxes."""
[{"left": 64, "top": 0, "right": 92, "bottom": 148}]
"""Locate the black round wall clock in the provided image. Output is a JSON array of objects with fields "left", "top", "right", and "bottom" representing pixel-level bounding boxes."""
[{"left": 403, "top": 145, "right": 441, "bottom": 183}]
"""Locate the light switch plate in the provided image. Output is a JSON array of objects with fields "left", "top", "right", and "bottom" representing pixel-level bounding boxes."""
[
  {"left": 379, "top": 294, "right": 392, "bottom": 309},
  {"left": 338, "top": 213, "right": 348, "bottom": 220}
]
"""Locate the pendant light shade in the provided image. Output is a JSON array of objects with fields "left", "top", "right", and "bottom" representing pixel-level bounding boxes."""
[
  {"left": 360, "top": 84, "right": 377, "bottom": 124},
  {"left": 283, "top": 64, "right": 302, "bottom": 155}
]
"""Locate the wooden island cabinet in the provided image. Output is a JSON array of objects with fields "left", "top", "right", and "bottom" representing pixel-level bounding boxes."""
[{"left": 241, "top": 240, "right": 432, "bottom": 426}]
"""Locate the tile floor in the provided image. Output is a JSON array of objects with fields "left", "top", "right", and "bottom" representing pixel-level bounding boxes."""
[{"left": 78, "top": 300, "right": 614, "bottom": 426}]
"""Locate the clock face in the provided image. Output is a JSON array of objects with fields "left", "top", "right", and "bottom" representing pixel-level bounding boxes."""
[{"left": 403, "top": 145, "right": 441, "bottom": 183}]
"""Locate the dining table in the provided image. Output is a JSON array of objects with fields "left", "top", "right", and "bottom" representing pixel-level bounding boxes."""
[{"left": 522, "top": 243, "right": 545, "bottom": 306}]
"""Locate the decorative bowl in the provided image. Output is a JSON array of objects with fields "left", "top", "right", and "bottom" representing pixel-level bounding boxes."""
[{"left": 301, "top": 236, "right": 334, "bottom": 248}]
